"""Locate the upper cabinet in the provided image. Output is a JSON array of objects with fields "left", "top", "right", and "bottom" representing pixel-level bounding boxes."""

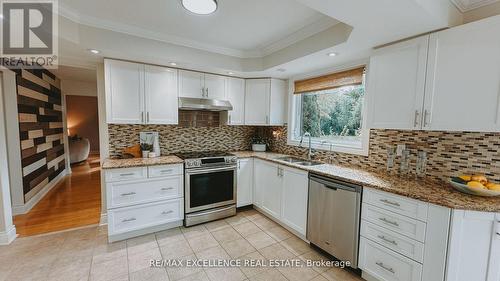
[
  {"left": 179, "top": 70, "right": 226, "bottom": 100},
  {"left": 367, "top": 36, "right": 429, "bottom": 130},
  {"left": 105, "top": 60, "right": 145, "bottom": 124},
  {"left": 245, "top": 78, "right": 286, "bottom": 126},
  {"left": 423, "top": 16, "right": 500, "bottom": 132},
  {"left": 225, "top": 77, "right": 245, "bottom": 125},
  {"left": 144, "top": 65, "right": 179, "bottom": 125},
  {"left": 367, "top": 16, "right": 500, "bottom": 132},
  {"left": 105, "top": 59, "right": 178, "bottom": 125}
]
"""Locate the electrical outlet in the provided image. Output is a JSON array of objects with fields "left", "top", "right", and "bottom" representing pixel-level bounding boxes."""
[{"left": 396, "top": 144, "right": 406, "bottom": 156}]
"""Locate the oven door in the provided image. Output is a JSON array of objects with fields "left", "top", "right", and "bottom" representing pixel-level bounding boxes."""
[{"left": 185, "top": 165, "right": 237, "bottom": 213}]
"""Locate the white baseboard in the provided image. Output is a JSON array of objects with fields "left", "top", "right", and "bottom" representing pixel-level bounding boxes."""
[
  {"left": 99, "top": 213, "right": 107, "bottom": 226},
  {"left": 12, "top": 170, "right": 67, "bottom": 215},
  {"left": 0, "top": 226, "right": 17, "bottom": 245}
]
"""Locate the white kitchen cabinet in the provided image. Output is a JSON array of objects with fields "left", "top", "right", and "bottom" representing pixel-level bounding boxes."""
[
  {"left": 144, "top": 65, "right": 178, "bottom": 124},
  {"left": 423, "top": 16, "right": 500, "bottom": 132},
  {"left": 367, "top": 35, "right": 429, "bottom": 130},
  {"left": 225, "top": 77, "right": 245, "bottom": 125},
  {"left": 280, "top": 165, "right": 308, "bottom": 235},
  {"left": 105, "top": 60, "right": 144, "bottom": 124},
  {"left": 178, "top": 70, "right": 204, "bottom": 98},
  {"left": 245, "top": 79, "right": 286, "bottom": 126},
  {"left": 446, "top": 210, "right": 500, "bottom": 281},
  {"left": 204, "top": 73, "right": 226, "bottom": 100},
  {"left": 252, "top": 159, "right": 309, "bottom": 236},
  {"left": 237, "top": 159, "right": 253, "bottom": 207},
  {"left": 179, "top": 70, "right": 226, "bottom": 99},
  {"left": 105, "top": 59, "right": 178, "bottom": 125}
]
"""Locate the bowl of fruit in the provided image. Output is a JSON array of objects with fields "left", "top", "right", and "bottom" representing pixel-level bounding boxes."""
[{"left": 450, "top": 175, "right": 500, "bottom": 197}]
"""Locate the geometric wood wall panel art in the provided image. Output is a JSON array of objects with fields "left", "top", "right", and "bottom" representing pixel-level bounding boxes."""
[{"left": 13, "top": 68, "right": 66, "bottom": 202}]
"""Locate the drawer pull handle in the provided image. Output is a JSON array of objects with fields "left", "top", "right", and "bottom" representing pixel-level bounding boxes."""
[
  {"left": 376, "top": 262, "right": 395, "bottom": 274},
  {"left": 162, "top": 210, "right": 173, "bottom": 215},
  {"left": 160, "top": 169, "right": 173, "bottom": 173},
  {"left": 377, "top": 235, "right": 398, "bottom": 246},
  {"left": 380, "top": 199, "right": 401, "bottom": 207},
  {"left": 119, "top": 173, "right": 135, "bottom": 177},
  {"left": 122, "top": 218, "right": 136, "bottom": 223},
  {"left": 161, "top": 187, "right": 174, "bottom": 191},
  {"left": 379, "top": 217, "right": 399, "bottom": 227},
  {"left": 121, "top": 192, "right": 137, "bottom": 196}
]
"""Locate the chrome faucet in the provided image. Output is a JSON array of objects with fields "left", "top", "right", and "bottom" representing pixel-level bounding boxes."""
[{"left": 299, "top": 132, "right": 313, "bottom": 160}]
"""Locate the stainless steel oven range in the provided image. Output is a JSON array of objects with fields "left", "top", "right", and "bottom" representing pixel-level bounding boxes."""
[{"left": 176, "top": 151, "right": 237, "bottom": 226}]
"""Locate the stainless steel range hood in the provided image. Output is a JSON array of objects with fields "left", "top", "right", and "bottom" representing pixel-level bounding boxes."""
[{"left": 178, "top": 97, "right": 233, "bottom": 111}]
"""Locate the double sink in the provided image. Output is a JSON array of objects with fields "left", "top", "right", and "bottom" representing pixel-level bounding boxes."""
[{"left": 275, "top": 156, "right": 323, "bottom": 167}]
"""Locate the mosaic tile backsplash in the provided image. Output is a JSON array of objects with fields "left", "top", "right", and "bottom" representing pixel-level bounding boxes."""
[
  {"left": 108, "top": 124, "right": 256, "bottom": 157},
  {"left": 265, "top": 126, "right": 500, "bottom": 182},
  {"left": 108, "top": 123, "right": 500, "bottom": 182}
]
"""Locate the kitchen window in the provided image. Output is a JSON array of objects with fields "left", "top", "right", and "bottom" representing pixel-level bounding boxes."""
[{"left": 289, "top": 66, "right": 369, "bottom": 155}]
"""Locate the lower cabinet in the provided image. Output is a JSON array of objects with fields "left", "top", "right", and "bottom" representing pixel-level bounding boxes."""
[
  {"left": 446, "top": 210, "right": 500, "bottom": 281},
  {"left": 104, "top": 164, "right": 184, "bottom": 242},
  {"left": 252, "top": 159, "right": 308, "bottom": 236},
  {"left": 237, "top": 159, "right": 253, "bottom": 207}
]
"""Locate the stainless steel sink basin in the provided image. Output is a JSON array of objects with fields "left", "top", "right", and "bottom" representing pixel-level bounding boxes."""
[
  {"left": 296, "top": 161, "right": 323, "bottom": 166},
  {"left": 275, "top": 156, "right": 304, "bottom": 163}
]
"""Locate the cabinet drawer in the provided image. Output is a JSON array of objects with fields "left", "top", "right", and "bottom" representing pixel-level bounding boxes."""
[
  {"left": 359, "top": 237, "right": 422, "bottom": 281},
  {"left": 361, "top": 220, "right": 424, "bottom": 263},
  {"left": 362, "top": 203, "right": 426, "bottom": 242},
  {"left": 148, "top": 164, "right": 183, "bottom": 178},
  {"left": 364, "top": 188, "right": 428, "bottom": 222},
  {"left": 105, "top": 167, "right": 147, "bottom": 183},
  {"left": 107, "top": 176, "right": 183, "bottom": 209},
  {"left": 108, "top": 199, "right": 183, "bottom": 235}
]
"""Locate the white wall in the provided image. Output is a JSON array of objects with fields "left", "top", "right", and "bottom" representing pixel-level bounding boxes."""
[
  {"left": 96, "top": 63, "right": 109, "bottom": 225},
  {"left": 0, "top": 72, "right": 17, "bottom": 244},
  {"left": 61, "top": 79, "right": 97, "bottom": 97}
]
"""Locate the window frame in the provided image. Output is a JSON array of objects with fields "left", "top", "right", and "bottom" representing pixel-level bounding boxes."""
[{"left": 287, "top": 62, "right": 370, "bottom": 156}]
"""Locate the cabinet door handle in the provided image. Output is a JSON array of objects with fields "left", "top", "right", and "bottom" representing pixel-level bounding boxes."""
[
  {"left": 377, "top": 235, "right": 398, "bottom": 246},
  {"left": 423, "top": 109, "right": 430, "bottom": 127},
  {"left": 161, "top": 187, "right": 174, "bottom": 191},
  {"left": 376, "top": 262, "right": 395, "bottom": 274},
  {"left": 119, "top": 173, "right": 135, "bottom": 177},
  {"left": 122, "top": 218, "right": 136, "bottom": 223},
  {"left": 160, "top": 169, "right": 173, "bottom": 173},
  {"left": 141, "top": 112, "right": 144, "bottom": 123},
  {"left": 379, "top": 217, "right": 399, "bottom": 227},
  {"left": 265, "top": 116, "right": 269, "bottom": 124},
  {"left": 206, "top": 87, "right": 209, "bottom": 97},
  {"left": 380, "top": 199, "right": 401, "bottom": 207},
  {"left": 162, "top": 210, "right": 173, "bottom": 215},
  {"left": 146, "top": 112, "right": 150, "bottom": 123},
  {"left": 121, "top": 192, "right": 136, "bottom": 196},
  {"left": 413, "top": 110, "right": 419, "bottom": 127},
  {"left": 229, "top": 114, "right": 232, "bottom": 124}
]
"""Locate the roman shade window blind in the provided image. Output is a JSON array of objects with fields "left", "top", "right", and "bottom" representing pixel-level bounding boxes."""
[{"left": 294, "top": 66, "right": 365, "bottom": 94}]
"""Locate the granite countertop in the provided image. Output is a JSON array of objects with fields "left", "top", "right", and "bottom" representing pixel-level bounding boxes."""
[
  {"left": 231, "top": 151, "right": 500, "bottom": 213},
  {"left": 102, "top": 155, "right": 184, "bottom": 169}
]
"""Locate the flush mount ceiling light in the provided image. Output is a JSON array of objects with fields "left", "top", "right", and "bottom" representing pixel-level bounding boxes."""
[
  {"left": 169, "top": 62, "right": 177, "bottom": 66},
  {"left": 181, "top": 0, "right": 217, "bottom": 15},
  {"left": 227, "top": 72, "right": 234, "bottom": 75},
  {"left": 88, "top": 49, "right": 100, "bottom": 54},
  {"left": 328, "top": 52, "right": 338, "bottom": 57}
]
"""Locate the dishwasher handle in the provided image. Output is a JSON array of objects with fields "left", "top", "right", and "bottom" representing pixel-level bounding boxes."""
[{"left": 309, "top": 173, "right": 362, "bottom": 193}]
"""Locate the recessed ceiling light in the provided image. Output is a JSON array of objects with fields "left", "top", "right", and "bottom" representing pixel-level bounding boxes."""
[
  {"left": 0, "top": 14, "right": 4, "bottom": 19},
  {"left": 227, "top": 72, "right": 234, "bottom": 75},
  {"left": 169, "top": 62, "right": 177, "bottom": 66},
  {"left": 88, "top": 49, "right": 100, "bottom": 54},
  {"left": 328, "top": 52, "right": 338, "bottom": 57},
  {"left": 181, "top": 0, "right": 217, "bottom": 15}
]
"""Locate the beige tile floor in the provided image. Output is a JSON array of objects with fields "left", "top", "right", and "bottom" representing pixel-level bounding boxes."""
[{"left": 0, "top": 209, "right": 364, "bottom": 281}]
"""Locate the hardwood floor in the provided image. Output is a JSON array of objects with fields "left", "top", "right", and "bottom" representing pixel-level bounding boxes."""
[{"left": 13, "top": 155, "right": 102, "bottom": 237}]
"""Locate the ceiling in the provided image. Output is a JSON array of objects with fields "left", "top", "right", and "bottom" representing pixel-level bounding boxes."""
[
  {"left": 59, "top": 0, "right": 339, "bottom": 58},
  {"left": 50, "top": 65, "right": 97, "bottom": 82},
  {"left": 56, "top": 0, "right": 465, "bottom": 79}
]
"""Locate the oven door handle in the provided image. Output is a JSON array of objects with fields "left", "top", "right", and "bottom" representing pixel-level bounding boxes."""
[{"left": 185, "top": 165, "right": 237, "bottom": 174}]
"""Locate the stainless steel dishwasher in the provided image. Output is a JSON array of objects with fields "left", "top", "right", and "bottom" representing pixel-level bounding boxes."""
[{"left": 307, "top": 173, "right": 362, "bottom": 268}]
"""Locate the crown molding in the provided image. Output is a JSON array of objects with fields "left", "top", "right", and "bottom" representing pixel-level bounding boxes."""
[
  {"left": 57, "top": 3, "right": 338, "bottom": 59},
  {"left": 451, "top": 0, "right": 500, "bottom": 12}
]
